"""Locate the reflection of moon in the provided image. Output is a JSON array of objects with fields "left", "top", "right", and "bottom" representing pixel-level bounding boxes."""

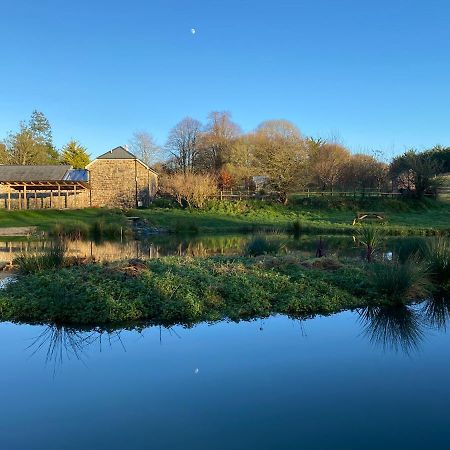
[{"left": 191, "top": 28, "right": 196, "bottom": 35}]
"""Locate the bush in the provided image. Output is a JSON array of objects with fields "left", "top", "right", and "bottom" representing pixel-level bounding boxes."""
[
  {"left": 370, "top": 257, "right": 432, "bottom": 303},
  {"left": 160, "top": 173, "right": 217, "bottom": 208},
  {"left": 244, "top": 236, "right": 282, "bottom": 256}
]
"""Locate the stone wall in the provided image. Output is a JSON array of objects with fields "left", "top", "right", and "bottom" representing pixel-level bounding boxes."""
[{"left": 89, "top": 159, "right": 158, "bottom": 208}]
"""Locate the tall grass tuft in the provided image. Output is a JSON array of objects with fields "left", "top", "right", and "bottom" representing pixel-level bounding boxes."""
[
  {"left": 14, "top": 240, "right": 67, "bottom": 274},
  {"left": 370, "top": 257, "right": 432, "bottom": 304},
  {"left": 244, "top": 236, "right": 283, "bottom": 256},
  {"left": 424, "top": 237, "right": 450, "bottom": 287},
  {"left": 290, "top": 219, "right": 302, "bottom": 238},
  {"left": 50, "top": 221, "right": 90, "bottom": 240},
  {"left": 91, "top": 220, "right": 124, "bottom": 240}
]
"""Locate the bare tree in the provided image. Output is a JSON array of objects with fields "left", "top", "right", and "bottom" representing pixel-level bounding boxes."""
[
  {"left": 129, "top": 131, "right": 161, "bottom": 166},
  {"left": 197, "top": 111, "right": 241, "bottom": 172},
  {"left": 306, "top": 139, "right": 351, "bottom": 191},
  {"left": 165, "top": 117, "right": 202, "bottom": 174}
]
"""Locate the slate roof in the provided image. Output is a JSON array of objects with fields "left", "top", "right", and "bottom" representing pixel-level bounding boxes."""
[
  {"left": 96, "top": 146, "right": 137, "bottom": 160},
  {"left": 0, "top": 165, "right": 73, "bottom": 182}
]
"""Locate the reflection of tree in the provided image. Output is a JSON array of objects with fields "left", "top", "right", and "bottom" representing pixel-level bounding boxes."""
[
  {"left": 358, "top": 305, "right": 425, "bottom": 355},
  {"left": 422, "top": 295, "right": 450, "bottom": 331}
]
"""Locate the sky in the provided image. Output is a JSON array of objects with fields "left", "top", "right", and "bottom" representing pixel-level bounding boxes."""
[{"left": 0, "top": 0, "right": 449, "bottom": 159}]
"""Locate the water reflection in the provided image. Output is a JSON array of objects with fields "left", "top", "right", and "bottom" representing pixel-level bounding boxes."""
[
  {"left": 358, "top": 294, "right": 450, "bottom": 354},
  {"left": 358, "top": 305, "right": 425, "bottom": 355},
  {"left": 0, "top": 234, "right": 434, "bottom": 263},
  {"left": 421, "top": 294, "right": 450, "bottom": 331},
  {"left": 27, "top": 325, "right": 126, "bottom": 372}
]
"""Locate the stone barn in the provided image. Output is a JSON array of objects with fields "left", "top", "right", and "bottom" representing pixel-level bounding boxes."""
[
  {"left": 87, "top": 146, "right": 158, "bottom": 208},
  {"left": 0, "top": 146, "right": 158, "bottom": 209}
]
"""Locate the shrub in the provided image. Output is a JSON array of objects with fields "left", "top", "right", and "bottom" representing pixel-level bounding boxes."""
[
  {"left": 244, "top": 236, "right": 282, "bottom": 256},
  {"left": 356, "top": 225, "right": 381, "bottom": 262},
  {"left": 160, "top": 173, "right": 217, "bottom": 208},
  {"left": 369, "top": 257, "right": 432, "bottom": 303}
]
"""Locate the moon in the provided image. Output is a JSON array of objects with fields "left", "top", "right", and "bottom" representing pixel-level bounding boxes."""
[{"left": 191, "top": 28, "right": 196, "bottom": 35}]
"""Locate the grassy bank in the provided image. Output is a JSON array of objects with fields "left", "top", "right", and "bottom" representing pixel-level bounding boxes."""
[
  {"left": 0, "top": 197, "right": 448, "bottom": 236},
  {"left": 0, "top": 255, "right": 371, "bottom": 326},
  {"left": 132, "top": 197, "right": 450, "bottom": 235}
]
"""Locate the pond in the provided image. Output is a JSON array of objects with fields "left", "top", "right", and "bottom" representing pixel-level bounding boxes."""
[
  {"left": 1, "top": 302, "right": 450, "bottom": 450},
  {"left": 0, "top": 233, "right": 430, "bottom": 263}
]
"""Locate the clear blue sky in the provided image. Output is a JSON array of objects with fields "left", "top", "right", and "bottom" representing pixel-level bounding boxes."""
[{"left": 0, "top": 0, "right": 449, "bottom": 159}]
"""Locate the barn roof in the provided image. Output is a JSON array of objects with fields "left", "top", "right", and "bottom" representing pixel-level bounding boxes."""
[
  {"left": 96, "top": 146, "right": 137, "bottom": 160},
  {"left": 0, "top": 165, "right": 72, "bottom": 182},
  {"left": 90, "top": 146, "right": 158, "bottom": 175}
]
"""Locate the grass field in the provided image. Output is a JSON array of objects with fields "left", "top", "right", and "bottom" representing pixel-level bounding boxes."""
[{"left": 0, "top": 197, "right": 448, "bottom": 236}]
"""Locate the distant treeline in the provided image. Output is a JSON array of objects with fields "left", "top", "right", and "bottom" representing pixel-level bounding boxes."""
[{"left": 2, "top": 110, "right": 449, "bottom": 200}]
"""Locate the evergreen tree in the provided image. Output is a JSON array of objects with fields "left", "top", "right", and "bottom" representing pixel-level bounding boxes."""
[
  {"left": 60, "top": 140, "right": 90, "bottom": 168},
  {"left": 4, "top": 111, "right": 59, "bottom": 164}
]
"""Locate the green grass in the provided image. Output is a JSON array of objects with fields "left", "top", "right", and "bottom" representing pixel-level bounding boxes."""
[
  {"left": 0, "top": 208, "right": 126, "bottom": 231},
  {"left": 0, "top": 255, "right": 370, "bottom": 326},
  {"left": 131, "top": 198, "right": 450, "bottom": 236},
  {"left": 1, "top": 246, "right": 447, "bottom": 326},
  {"left": 0, "top": 198, "right": 448, "bottom": 237}
]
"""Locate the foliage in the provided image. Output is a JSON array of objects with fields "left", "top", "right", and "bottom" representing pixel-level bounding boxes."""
[
  {"left": 424, "top": 237, "right": 450, "bottom": 288},
  {"left": 355, "top": 226, "right": 381, "bottom": 262},
  {"left": 306, "top": 139, "right": 350, "bottom": 191},
  {"left": 14, "top": 240, "right": 67, "bottom": 274},
  {"left": 50, "top": 221, "right": 90, "bottom": 240},
  {"left": 3, "top": 111, "right": 59, "bottom": 165},
  {"left": 0, "top": 255, "right": 365, "bottom": 325},
  {"left": 60, "top": 140, "right": 90, "bottom": 168},
  {"left": 244, "top": 236, "right": 282, "bottom": 256},
  {"left": 369, "top": 257, "right": 433, "bottom": 304},
  {"left": 390, "top": 149, "right": 443, "bottom": 197},
  {"left": 160, "top": 172, "right": 217, "bottom": 208}
]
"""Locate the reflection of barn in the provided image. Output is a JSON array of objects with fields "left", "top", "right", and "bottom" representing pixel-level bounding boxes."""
[{"left": 0, "top": 146, "right": 158, "bottom": 209}]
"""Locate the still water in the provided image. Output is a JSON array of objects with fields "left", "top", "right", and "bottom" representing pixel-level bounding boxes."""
[
  {"left": 1, "top": 303, "right": 450, "bottom": 450},
  {"left": 0, "top": 234, "right": 428, "bottom": 262}
]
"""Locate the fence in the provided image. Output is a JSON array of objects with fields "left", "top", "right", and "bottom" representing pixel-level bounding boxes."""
[{"left": 215, "top": 189, "right": 406, "bottom": 201}]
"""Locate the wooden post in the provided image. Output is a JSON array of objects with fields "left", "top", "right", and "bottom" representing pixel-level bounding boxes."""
[
  {"left": 65, "top": 191, "right": 68, "bottom": 208},
  {"left": 58, "top": 185, "right": 61, "bottom": 209},
  {"left": 34, "top": 190, "right": 37, "bottom": 209},
  {"left": 7, "top": 184, "right": 10, "bottom": 211},
  {"left": 23, "top": 185, "right": 27, "bottom": 209},
  {"left": 50, "top": 190, "right": 53, "bottom": 208}
]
